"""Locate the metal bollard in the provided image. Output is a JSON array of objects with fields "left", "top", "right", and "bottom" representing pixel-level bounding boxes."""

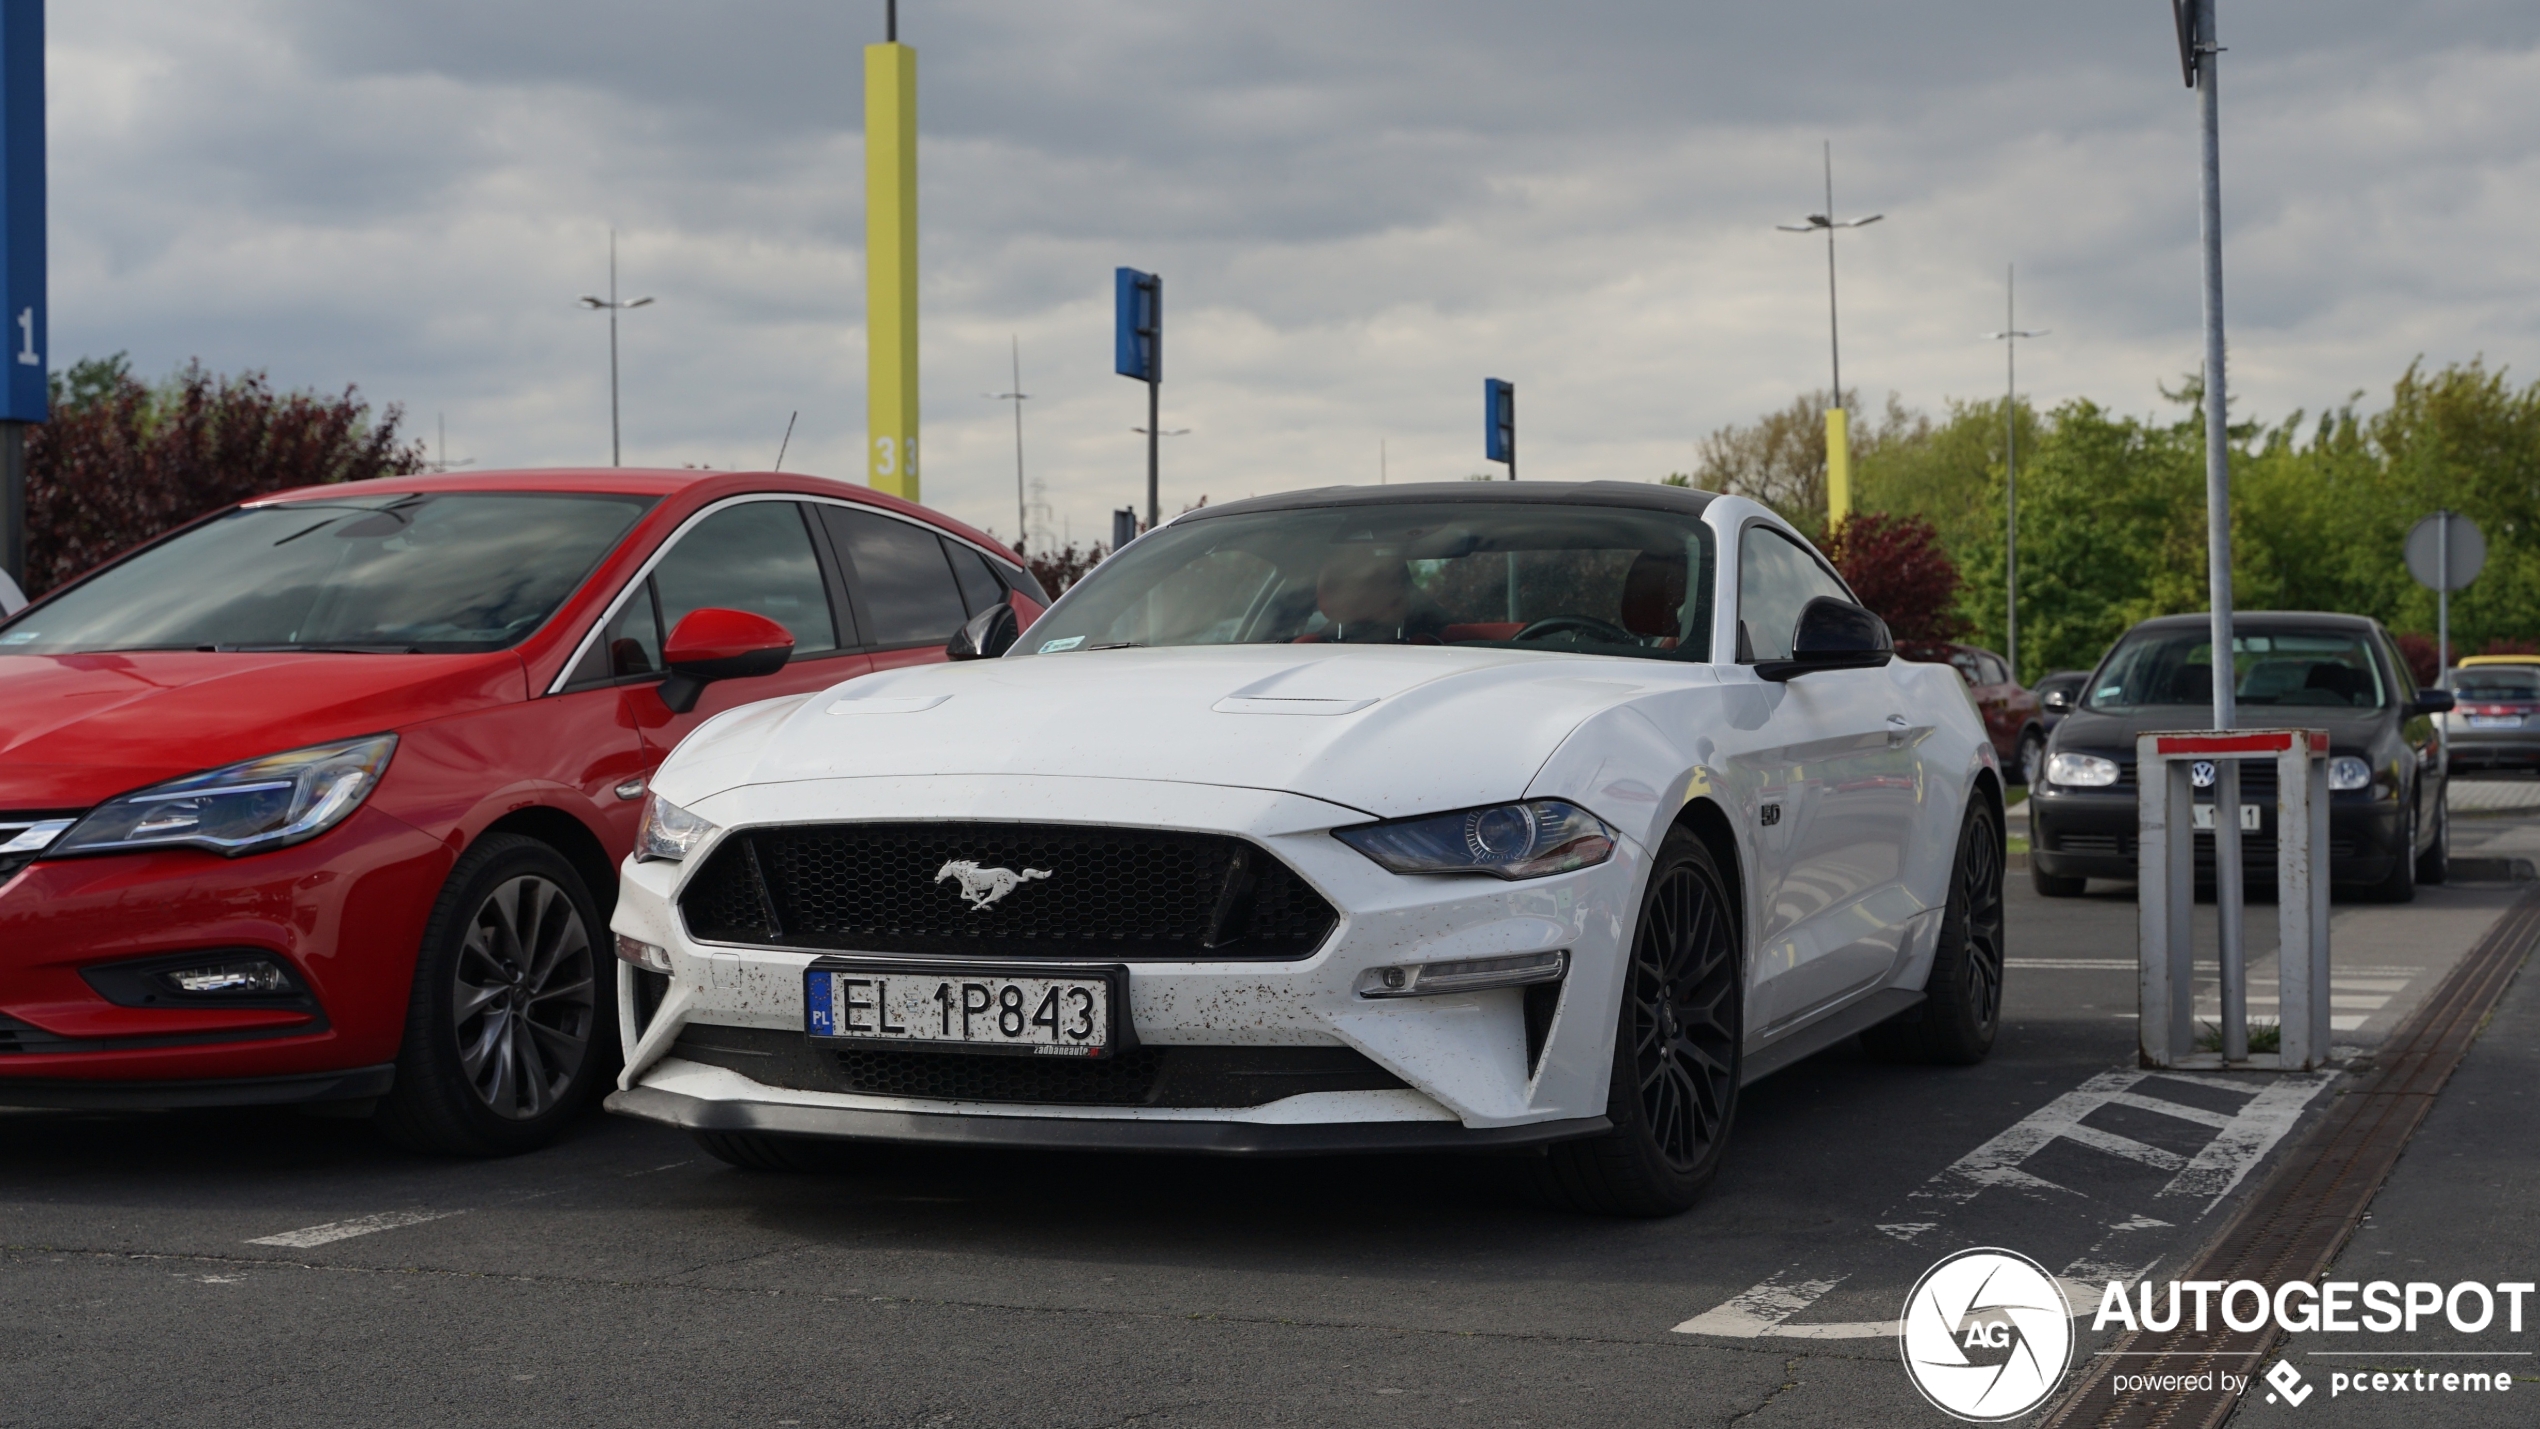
[{"left": 2135, "top": 729, "right": 2332, "bottom": 1070}]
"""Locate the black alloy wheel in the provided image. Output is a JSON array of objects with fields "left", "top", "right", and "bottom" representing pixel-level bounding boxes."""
[
  {"left": 1865, "top": 796, "right": 2007, "bottom": 1065},
  {"left": 1539, "top": 826, "right": 1741, "bottom": 1217},
  {"left": 378, "top": 834, "right": 608, "bottom": 1156}
]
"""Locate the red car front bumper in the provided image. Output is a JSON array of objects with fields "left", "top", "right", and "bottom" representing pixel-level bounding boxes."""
[{"left": 0, "top": 805, "right": 452, "bottom": 1105}]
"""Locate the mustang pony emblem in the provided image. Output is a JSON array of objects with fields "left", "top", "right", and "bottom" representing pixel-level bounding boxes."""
[{"left": 935, "top": 860, "right": 1051, "bottom": 911}]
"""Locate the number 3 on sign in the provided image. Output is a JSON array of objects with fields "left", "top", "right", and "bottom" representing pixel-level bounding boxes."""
[{"left": 872, "top": 436, "right": 917, "bottom": 479}]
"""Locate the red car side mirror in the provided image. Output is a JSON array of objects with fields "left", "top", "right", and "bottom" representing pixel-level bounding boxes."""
[{"left": 658, "top": 608, "right": 794, "bottom": 714}]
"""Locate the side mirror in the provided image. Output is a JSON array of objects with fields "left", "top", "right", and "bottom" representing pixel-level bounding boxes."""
[
  {"left": 2041, "top": 688, "right": 2074, "bottom": 714},
  {"left": 657, "top": 608, "right": 794, "bottom": 714},
  {"left": 1755, "top": 596, "right": 1893, "bottom": 682},
  {"left": 947, "top": 602, "right": 1020, "bottom": 661},
  {"left": 2414, "top": 689, "right": 2457, "bottom": 716}
]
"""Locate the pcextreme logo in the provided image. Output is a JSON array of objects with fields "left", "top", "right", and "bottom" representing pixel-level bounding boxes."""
[{"left": 1899, "top": 1248, "right": 2076, "bottom": 1422}]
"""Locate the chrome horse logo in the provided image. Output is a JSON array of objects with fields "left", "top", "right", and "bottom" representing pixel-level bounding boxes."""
[{"left": 935, "top": 860, "right": 1051, "bottom": 911}]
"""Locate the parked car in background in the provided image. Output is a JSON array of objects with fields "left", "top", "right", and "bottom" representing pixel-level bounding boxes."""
[
  {"left": 2444, "top": 659, "right": 2540, "bottom": 773},
  {"left": 1898, "top": 640, "right": 2047, "bottom": 785},
  {"left": 2029, "top": 612, "right": 2452, "bottom": 902},
  {"left": 0, "top": 468, "right": 1044, "bottom": 1154},
  {"left": 2032, "top": 670, "right": 2089, "bottom": 733}
]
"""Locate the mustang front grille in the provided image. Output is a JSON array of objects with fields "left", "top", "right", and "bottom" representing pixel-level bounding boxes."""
[{"left": 679, "top": 822, "right": 1339, "bottom": 960}]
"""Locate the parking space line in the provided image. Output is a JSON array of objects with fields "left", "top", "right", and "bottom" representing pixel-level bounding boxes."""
[
  {"left": 245, "top": 1209, "right": 460, "bottom": 1248},
  {"left": 1673, "top": 1067, "right": 2338, "bottom": 1340}
]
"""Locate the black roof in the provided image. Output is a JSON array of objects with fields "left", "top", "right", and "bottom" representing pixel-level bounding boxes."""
[
  {"left": 2126, "top": 610, "right": 2385, "bottom": 634},
  {"left": 1178, "top": 480, "right": 1718, "bottom": 524}
]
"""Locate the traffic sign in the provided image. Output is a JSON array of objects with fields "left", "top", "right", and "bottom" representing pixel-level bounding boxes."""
[
  {"left": 2405, "top": 511, "right": 2485, "bottom": 592},
  {"left": 1484, "top": 378, "right": 1514, "bottom": 477},
  {"left": 1115, "top": 268, "right": 1160, "bottom": 384},
  {"left": 0, "top": 0, "right": 41, "bottom": 425}
]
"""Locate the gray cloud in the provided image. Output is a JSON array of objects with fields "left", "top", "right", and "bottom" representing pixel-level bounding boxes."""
[{"left": 44, "top": 2, "right": 2540, "bottom": 544}]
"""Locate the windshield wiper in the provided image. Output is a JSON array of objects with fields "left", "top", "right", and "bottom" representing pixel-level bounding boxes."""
[{"left": 1082, "top": 641, "right": 1146, "bottom": 651}]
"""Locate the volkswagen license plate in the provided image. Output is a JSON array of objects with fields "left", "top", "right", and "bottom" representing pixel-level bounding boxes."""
[
  {"left": 805, "top": 961, "right": 1122, "bottom": 1058},
  {"left": 2191, "top": 803, "right": 2264, "bottom": 831},
  {"left": 2469, "top": 715, "right": 2522, "bottom": 729}
]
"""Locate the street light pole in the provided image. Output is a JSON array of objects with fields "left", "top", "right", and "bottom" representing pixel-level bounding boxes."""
[
  {"left": 1777, "top": 143, "right": 1882, "bottom": 526},
  {"left": 986, "top": 336, "right": 1029, "bottom": 547},
  {"left": 577, "top": 230, "right": 654, "bottom": 467},
  {"left": 1987, "top": 265, "right": 2046, "bottom": 680}
]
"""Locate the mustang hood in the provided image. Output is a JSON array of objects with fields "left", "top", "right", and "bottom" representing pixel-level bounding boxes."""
[
  {"left": 0, "top": 651, "right": 528, "bottom": 809},
  {"left": 661, "top": 645, "right": 1707, "bottom": 821}
]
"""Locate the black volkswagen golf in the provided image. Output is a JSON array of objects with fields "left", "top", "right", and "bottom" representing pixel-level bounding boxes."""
[{"left": 2029, "top": 612, "right": 2453, "bottom": 902}]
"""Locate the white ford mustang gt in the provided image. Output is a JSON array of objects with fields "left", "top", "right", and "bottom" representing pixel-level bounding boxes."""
[{"left": 606, "top": 482, "right": 2004, "bottom": 1215}]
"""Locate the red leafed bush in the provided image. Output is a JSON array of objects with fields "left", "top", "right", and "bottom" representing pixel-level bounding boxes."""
[
  {"left": 1824, "top": 511, "right": 1966, "bottom": 643},
  {"left": 2478, "top": 637, "right": 2540, "bottom": 658},
  {"left": 1005, "top": 538, "right": 1108, "bottom": 597},
  {"left": 24, "top": 357, "right": 426, "bottom": 597},
  {"left": 2393, "top": 633, "right": 2441, "bottom": 686}
]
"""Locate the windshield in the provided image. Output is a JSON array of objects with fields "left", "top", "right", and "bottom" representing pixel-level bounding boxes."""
[
  {"left": 0, "top": 492, "right": 652, "bottom": 656},
  {"left": 2087, "top": 628, "right": 2388, "bottom": 712},
  {"left": 2452, "top": 666, "right": 2540, "bottom": 698},
  {"left": 1019, "top": 501, "right": 1715, "bottom": 662}
]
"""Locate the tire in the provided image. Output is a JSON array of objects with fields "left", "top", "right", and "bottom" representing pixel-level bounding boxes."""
[
  {"left": 2030, "top": 861, "right": 2087, "bottom": 898},
  {"left": 2359, "top": 802, "right": 2419, "bottom": 904},
  {"left": 1864, "top": 798, "right": 2007, "bottom": 1065},
  {"left": 691, "top": 1129, "right": 832, "bottom": 1172},
  {"left": 2014, "top": 729, "right": 2046, "bottom": 788},
  {"left": 376, "top": 834, "right": 608, "bottom": 1156},
  {"left": 2417, "top": 794, "right": 2449, "bottom": 886},
  {"left": 1537, "top": 827, "right": 1741, "bottom": 1218}
]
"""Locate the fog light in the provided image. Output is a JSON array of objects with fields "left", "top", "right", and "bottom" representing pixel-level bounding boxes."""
[
  {"left": 614, "top": 934, "right": 673, "bottom": 974},
  {"left": 159, "top": 959, "right": 291, "bottom": 995},
  {"left": 1355, "top": 949, "right": 1567, "bottom": 999}
]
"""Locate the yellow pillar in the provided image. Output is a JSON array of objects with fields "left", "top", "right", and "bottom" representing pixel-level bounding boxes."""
[
  {"left": 865, "top": 41, "right": 919, "bottom": 500},
  {"left": 1825, "top": 406, "right": 1852, "bottom": 524}
]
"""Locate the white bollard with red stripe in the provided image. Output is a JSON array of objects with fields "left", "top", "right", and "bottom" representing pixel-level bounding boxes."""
[{"left": 2136, "top": 729, "right": 2333, "bottom": 1070}]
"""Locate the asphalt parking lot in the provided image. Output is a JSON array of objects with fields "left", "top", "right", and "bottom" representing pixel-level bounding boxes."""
[{"left": 5, "top": 800, "right": 2539, "bottom": 1429}]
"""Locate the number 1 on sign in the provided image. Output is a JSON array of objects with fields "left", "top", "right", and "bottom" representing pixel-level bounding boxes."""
[{"left": 15, "top": 307, "right": 35, "bottom": 367}]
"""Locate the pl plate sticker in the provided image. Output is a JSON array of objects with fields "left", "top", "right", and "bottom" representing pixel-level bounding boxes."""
[{"left": 1899, "top": 1247, "right": 2075, "bottom": 1422}]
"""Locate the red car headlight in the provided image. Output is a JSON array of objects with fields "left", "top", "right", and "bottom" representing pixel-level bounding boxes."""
[{"left": 48, "top": 734, "right": 398, "bottom": 859}]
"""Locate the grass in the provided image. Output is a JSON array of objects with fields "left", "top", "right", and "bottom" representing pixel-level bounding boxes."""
[{"left": 2196, "top": 1020, "right": 2283, "bottom": 1054}]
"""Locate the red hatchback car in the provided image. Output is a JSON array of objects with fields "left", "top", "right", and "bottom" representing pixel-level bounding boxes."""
[{"left": 0, "top": 469, "right": 1044, "bottom": 1153}]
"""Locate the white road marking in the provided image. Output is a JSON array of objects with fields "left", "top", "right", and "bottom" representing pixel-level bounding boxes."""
[
  {"left": 1672, "top": 1067, "right": 2338, "bottom": 1340},
  {"left": 1671, "top": 1273, "right": 1848, "bottom": 1337},
  {"left": 246, "top": 1209, "right": 460, "bottom": 1248},
  {"left": 2007, "top": 959, "right": 2136, "bottom": 969}
]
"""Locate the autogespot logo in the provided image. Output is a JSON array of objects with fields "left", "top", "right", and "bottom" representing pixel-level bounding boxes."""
[{"left": 1900, "top": 1248, "right": 2076, "bottom": 1422}]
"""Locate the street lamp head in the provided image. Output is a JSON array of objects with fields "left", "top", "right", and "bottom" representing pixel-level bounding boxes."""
[
  {"left": 1842, "top": 213, "right": 1884, "bottom": 229},
  {"left": 626, "top": 297, "right": 655, "bottom": 309},
  {"left": 577, "top": 296, "right": 608, "bottom": 308}
]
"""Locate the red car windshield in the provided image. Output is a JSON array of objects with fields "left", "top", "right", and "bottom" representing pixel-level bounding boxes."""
[{"left": 0, "top": 491, "right": 653, "bottom": 656}]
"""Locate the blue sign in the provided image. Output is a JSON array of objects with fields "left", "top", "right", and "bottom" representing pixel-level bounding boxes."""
[
  {"left": 1115, "top": 267, "right": 1160, "bottom": 384},
  {"left": 1485, "top": 378, "right": 1514, "bottom": 464},
  {"left": 0, "top": 0, "right": 40, "bottom": 423}
]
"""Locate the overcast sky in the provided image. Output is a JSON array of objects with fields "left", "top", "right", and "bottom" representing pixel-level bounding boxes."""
[{"left": 49, "top": 1, "right": 2540, "bottom": 546}]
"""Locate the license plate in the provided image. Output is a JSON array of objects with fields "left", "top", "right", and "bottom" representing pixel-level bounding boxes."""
[
  {"left": 2469, "top": 715, "right": 2522, "bottom": 729},
  {"left": 805, "top": 962, "right": 1122, "bottom": 1058},
  {"left": 2192, "top": 803, "right": 2264, "bottom": 831}
]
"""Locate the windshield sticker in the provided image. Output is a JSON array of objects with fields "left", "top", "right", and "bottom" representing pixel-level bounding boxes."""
[
  {"left": 1039, "top": 635, "right": 1086, "bottom": 653},
  {"left": 0, "top": 630, "right": 35, "bottom": 644}
]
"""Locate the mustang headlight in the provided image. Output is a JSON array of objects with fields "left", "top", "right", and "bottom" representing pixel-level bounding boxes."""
[
  {"left": 2328, "top": 756, "right": 2374, "bottom": 792},
  {"left": 50, "top": 734, "right": 397, "bottom": 858},
  {"left": 2047, "top": 752, "right": 2121, "bottom": 788},
  {"left": 1335, "top": 799, "right": 1616, "bottom": 880},
  {"left": 637, "top": 793, "right": 719, "bottom": 863}
]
